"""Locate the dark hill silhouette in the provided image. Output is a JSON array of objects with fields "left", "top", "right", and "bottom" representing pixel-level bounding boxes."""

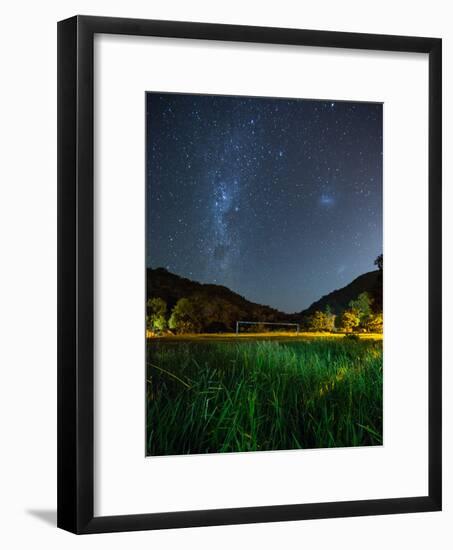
[
  {"left": 298, "top": 270, "right": 381, "bottom": 317},
  {"left": 147, "top": 267, "right": 382, "bottom": 325},
  {"left": 147, "top": 267, "right": 286, "bottom": 323}
]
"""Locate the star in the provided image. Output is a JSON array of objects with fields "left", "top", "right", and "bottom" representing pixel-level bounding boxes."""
[{"left": 146, "top": 92, "right": 382, "bottom": 312}]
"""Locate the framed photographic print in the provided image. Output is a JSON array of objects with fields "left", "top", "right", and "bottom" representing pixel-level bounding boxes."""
[{"left": 58, "top": 16, "right": 442, "bottom": 534}]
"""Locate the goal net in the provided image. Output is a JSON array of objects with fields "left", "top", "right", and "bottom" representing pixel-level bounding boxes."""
[{"left": 235, "top": 321, "right": 300, "bottom": 334}]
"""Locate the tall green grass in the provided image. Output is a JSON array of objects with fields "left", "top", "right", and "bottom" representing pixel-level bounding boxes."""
[{"left": 146, "top": 338, "right": 382, "bottom": 455}]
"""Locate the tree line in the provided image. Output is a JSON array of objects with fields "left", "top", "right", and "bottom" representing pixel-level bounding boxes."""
[
  {"left": 147, "top": 255, "right": 383, "bottom": 335},
  {"left": 304, "top": 292, "right": 382, "bottom": 333},
  {"left": 146, "top": 294, "right": 261, "bottom": 335},
  {"left": 304, "top": 254, "right": 383, "bottom": 334},
  {"left": 147, "top": 291, "right": 382, "bottom": 335}
]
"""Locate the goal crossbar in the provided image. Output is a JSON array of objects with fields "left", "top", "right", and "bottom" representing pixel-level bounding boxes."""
[{"left": 236, "top": 321, "right": 300, "bottom": 334}]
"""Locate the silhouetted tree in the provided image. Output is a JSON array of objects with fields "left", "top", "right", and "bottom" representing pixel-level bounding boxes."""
[
  {"left": 363, "top": 312, "right": 383, "bottom": 333},
  {"left": 339, "top": 309, "right": 360, "bottom": 332},
  {"left": 374, "top": 254, "right": 383, "bottom": 271},
  {"left": 169, "top": 298, "right": 202, "bottom": 333},
  {"left": 308, "top": 310, "right": 334, "bottom": 332},
  {"left": 372, "top": 254, "right": 383, "bottom": 312},
  {"left": 196, "top": 294, "right": 240, "bottom": 332},
  {"left": 146, "top": 297, "right": 167, "bottom": 333},
  {"left": 349, "top": 292, "right": 373, "bottom": 321}
]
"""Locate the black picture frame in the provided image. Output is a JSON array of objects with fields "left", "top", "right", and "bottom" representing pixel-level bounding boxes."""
[{"left": 57, "top": 15, "right": 442, "bottom": 534}]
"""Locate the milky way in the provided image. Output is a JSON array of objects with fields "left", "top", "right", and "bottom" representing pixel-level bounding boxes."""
[{"left": 146, "top": 93, "right": 382, "bottom": 313}]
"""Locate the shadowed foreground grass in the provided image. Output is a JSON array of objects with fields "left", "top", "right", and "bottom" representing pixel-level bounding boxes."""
[{"left": 146, "top": 338, "right": 382, "bottom": 456}]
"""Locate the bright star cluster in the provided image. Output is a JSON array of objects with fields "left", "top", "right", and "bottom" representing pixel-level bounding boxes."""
[{"left": 146, "top": 93, "right": 382, "bottom": 313}]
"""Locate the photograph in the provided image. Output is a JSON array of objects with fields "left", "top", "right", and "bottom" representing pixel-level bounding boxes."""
[
  {"left": 145, "top": 92, "right": 383, "bottom": 456},
  {"left": 52, "top": 10, "right": 443, "bottom": 538}
]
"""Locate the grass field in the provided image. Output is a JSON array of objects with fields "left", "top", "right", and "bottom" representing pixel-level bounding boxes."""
[{"left": 146, "top": 336, "right": 383, "bottom": 456}]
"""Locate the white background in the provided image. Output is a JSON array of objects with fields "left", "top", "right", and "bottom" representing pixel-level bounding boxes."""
[
  {"left": 95, "top": 35, "right": 429, "bottom": 516},
  {"left": 0, "top": 0, "right": 451, "bottom": 548}
]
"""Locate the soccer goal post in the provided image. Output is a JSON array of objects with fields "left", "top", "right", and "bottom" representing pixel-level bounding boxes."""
[{"left": 235, "top": 321, "right": 300, "bottom": 334}]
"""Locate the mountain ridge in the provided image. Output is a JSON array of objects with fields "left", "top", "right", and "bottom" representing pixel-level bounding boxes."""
[
  {"left": 147, "top": 267, "right": 286, "bottom": 320},
  {"left": 147, "top": 267, "right": 382, "bottom": 324},
  {"left": 298, "top": 270, "right": 381, "bottom": 317}
]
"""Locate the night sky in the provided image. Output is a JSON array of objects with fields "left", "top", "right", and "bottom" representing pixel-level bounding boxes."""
[{"left": 146, "top": 93, "right": 382, "bottom": 313}]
